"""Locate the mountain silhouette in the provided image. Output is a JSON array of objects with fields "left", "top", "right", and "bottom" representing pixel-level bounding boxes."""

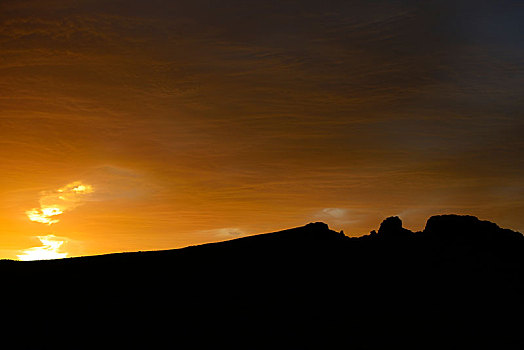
[{"left": 2, "top": 215, "right": 523, "bottom": 349}]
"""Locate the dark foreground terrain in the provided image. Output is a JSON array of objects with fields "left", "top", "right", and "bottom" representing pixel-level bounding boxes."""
[{"left": 2, "top": 214, "right": 523, "bottom": 349}]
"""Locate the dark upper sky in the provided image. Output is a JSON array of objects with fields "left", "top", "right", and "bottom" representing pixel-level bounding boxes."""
[{"left": 1, "top": 0, "right": 523, "bottom": 258}]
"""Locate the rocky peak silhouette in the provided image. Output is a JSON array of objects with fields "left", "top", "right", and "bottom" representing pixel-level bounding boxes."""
[
  {"left": 422, "top": 214, "right": 523, "bottom": 242},
  {"left": 366, "top": 214, "right": 523, "bottom": 246},
  {"left": 376, "top": 216, "right": 414, "bottom": 240},
  {"left": 305, "top": 221, "right": 330, "bottom": 230}
]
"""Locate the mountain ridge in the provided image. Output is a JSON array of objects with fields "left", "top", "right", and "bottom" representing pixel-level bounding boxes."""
[
  {"left": 5, "top": 214, "right": 521, "bottom": 263},
  {"left": 2, "top": 214, "right": 523, "bottom": 350}
]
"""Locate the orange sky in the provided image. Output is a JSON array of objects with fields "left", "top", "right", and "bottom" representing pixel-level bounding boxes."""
[{"left": 1, "top": 0, "right": 523, "bottom": 259}]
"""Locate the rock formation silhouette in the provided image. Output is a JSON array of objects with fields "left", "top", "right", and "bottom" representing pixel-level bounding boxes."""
[{"left": 2, "top": 215, "right": 522, "bottom": 349}]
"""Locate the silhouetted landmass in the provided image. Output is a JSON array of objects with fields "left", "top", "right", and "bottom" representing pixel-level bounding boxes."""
[{"left": 2, "top": 215, "right": 523, "bottom": 349}]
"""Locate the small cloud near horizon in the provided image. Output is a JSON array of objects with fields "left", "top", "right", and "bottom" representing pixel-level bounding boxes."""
[
  {"left": 314, "top": 208, "right": 358, "bottom": 225},
  {"left": 197, "top": 227, "right": 247, "bottom": 240}
]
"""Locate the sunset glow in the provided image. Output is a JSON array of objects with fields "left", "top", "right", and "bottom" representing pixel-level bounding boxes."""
[
  {"left": 0, "top": 0, "right": 522, "bottom": 260},
  {"left": 17, "top": 235, "right": 68, "bottom": 261}
]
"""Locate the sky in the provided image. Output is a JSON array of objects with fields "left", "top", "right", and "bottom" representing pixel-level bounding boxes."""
[{"left": 1, "top": 0, "right": 523, "bottom": 259}]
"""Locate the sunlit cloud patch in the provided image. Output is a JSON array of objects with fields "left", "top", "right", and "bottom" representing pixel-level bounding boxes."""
[{"left": 25, "top": 181, "right": 94, "bottom": 225}]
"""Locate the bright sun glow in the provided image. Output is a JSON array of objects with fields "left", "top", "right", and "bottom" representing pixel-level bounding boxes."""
[
  {"left": 17, "top": 235, "right": 68, "bottom": 261},
  {"left": 19, "top": 181, "right": 94, "bottom": 261}
]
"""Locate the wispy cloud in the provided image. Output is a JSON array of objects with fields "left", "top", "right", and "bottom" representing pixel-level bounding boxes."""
[
  {"left": 199, "top": 227, "right": 246, "bottom": 239},
  {"left": 320, "top": 208, "right": 347, "bottom": 219},
  {"left": 313, "top": 208, "right": 362, "bottom": 226}
]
